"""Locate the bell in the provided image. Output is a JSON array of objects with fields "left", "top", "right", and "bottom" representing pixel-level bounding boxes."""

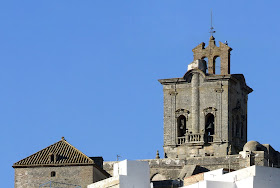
[{"left": 206, "top": 122, "right": 214, "bottom": 130}]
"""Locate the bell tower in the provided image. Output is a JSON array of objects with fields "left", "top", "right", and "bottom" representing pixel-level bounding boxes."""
[{"left": 159, "top": 36, "right": 253, "bottom": 159}]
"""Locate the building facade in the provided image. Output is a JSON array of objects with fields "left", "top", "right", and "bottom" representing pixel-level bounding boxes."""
[
  {"left": 159, "top": 36, "right": 252, "bottom": 159},
  {"left": 13, "top": 137, "right": 110, "bottom": 188}
]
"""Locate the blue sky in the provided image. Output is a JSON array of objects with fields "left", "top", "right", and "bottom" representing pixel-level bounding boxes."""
[{"left": 1, "top": 1, "right": 280, "bottom": 187}]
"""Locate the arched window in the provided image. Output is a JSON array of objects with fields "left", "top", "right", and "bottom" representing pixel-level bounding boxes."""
[
  {"left": 214, "top": 56, "right": 221, "bottom": 75},
  {"left": 177, "top": 115, "right": 186, "bottom": 137},
  {"left": 205, "top": 114, "right": 215, "bottom": 136},
  {"left": 51, "top": 171, "right": 56, "bottom": 177}
]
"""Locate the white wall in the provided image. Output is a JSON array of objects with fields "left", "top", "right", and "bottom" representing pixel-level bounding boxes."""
[
  {"left": 87, "top": 175, "right": 120, "bottom": 188},
  {"left": 118, "top": 160, "right": 150, "bottom": 188},
  {"left": 182, "top": 166, "right": 280, "bottom": 188},
  {"left": 206, "top": 181, "right": 235, "bottom": 188},
  {"left": 88, "top": 160, "right": 151, "bottom": 188},
  {"left": 203, "top": 169, "right": 224, "bottom": 180}
]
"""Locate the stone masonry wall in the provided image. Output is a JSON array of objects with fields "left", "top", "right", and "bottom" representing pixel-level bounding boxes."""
[
  {"left": 161, "top": 73, "right": 232, "bottom": 158},
  {"left": 14, "top": 165, "right": 94, "bottom": 188}
]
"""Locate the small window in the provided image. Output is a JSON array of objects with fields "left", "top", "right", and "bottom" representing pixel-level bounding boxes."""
[
  {"left": 51, "top": 171, "right": 56, "bottom": 177},
  {"left": 49, "top": 153, "right": 57, "bottom": 163},
  {"left": 50, "top": 154, "right": 54, "bottom": 162}
]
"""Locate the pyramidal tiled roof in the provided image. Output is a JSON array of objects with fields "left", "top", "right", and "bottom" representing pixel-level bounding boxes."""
[{"left": 13, "top": 137, "right": 94, "bottom": 167}]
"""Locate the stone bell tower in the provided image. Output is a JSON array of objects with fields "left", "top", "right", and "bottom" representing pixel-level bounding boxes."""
[{"left": 159, "top": 36, "right": 253, "bottom": 159}]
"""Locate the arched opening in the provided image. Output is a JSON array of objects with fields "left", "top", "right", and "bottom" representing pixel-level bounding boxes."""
[
  {"left": 205, "top": 114, "right": 215, "bottom": 136},
  {"left": 151, "top": 173, "right": 167, "bottom": 181},
  {"left": 202, "top": 57, "right": 209, "bottom": 74},
  {"left": 177, "top": 115, "right": 186, "bottom": 137},
  {"left": 214, "top": 56, "right": 221, "bottom": 75},
  {"left": 51, "top": 171, "right": 56, "bottom": 177},
  {"left": 177, "top": 115, "right": 186, "bottom": 145}
]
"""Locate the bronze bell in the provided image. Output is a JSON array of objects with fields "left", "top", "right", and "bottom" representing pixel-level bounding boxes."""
[{"left": 206, "top": 122, "right": 214, "bottom": 130}]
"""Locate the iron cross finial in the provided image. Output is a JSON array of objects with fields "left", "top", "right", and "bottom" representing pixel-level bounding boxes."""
[{"left": 210, "top": 10, "right": 216, "bottom": 36}]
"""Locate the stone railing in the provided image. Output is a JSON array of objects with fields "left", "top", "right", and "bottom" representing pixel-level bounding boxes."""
[
  {"left": 177, "top": 134, "right": 214, "bottom": 145},
  {"left": 187, "top": 133, "right": 204, "bottom": 143},
  {"left": 177, "top": 137, "right": 186, "bottom": 145}
]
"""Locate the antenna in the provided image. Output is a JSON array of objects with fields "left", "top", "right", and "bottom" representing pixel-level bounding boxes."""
[
  {"left": 117, "top": 155, "right": 121, "bottom": 161},
  {"left": 210, "top": 10, "right": 216, "bottom": 36}
]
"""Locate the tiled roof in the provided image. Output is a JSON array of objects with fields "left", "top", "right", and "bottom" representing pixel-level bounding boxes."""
[{"left": 13, "top": 137, "right": 94, "bottom": 167}]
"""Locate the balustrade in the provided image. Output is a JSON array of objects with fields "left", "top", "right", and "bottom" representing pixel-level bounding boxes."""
[
  {"left": 187, "top": 133, "right": 204, "bottom": 143},
  {"left": 177, "top": 137, "right": 186, "bottom": 145},
  {"left": 177, "top": 134, "right": 214, "bottom": 145}
]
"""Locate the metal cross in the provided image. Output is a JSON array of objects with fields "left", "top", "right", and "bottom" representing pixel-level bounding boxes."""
[{"left": 210, "top": 10, "right": 216, "bottom": 36}]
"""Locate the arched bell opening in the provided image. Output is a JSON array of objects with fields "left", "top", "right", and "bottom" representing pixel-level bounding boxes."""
[
  {"left": 205, "top": 114, "right": 215, "bottom": 135},
  {"left": 177, "top": 115, "right": 186, "bottom": 137},
  {"left": 177, "top": 115, "right": 187, "bottom": 145},
  {"left": 205, "top": 113, "right": 215, "bottom": 143},
  {"left": 202, "top": 57, "right": 209, "bottom": 74},
  {"left": 214, "top": 56, "right": 221, "bottom": 75}
]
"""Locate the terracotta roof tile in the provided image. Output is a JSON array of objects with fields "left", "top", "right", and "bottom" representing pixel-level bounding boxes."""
[{"left": 13, "top": 137, "right": 94, "bottom": 167}]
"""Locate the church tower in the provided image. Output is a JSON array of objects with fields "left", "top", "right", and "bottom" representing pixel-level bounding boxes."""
[{"left": 159, "top": 36, "right": 253, "bottom": 159}]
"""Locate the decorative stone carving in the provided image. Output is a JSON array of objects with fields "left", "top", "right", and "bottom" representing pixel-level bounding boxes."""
[
  {"left": 203, "top": 107, "right": 217, "bottom": 117},
  {"left": 175, "top": 109, "right": 190, "bottom": 119}
]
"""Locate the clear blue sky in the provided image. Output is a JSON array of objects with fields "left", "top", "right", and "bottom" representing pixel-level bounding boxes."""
[{"left": 1, "top": 1, "right": 280, "bottom": 187}]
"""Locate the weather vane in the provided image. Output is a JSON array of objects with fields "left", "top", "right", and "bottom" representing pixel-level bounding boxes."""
[{"left": 210, "top": 10, "right": 216, "bottom": 36}]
